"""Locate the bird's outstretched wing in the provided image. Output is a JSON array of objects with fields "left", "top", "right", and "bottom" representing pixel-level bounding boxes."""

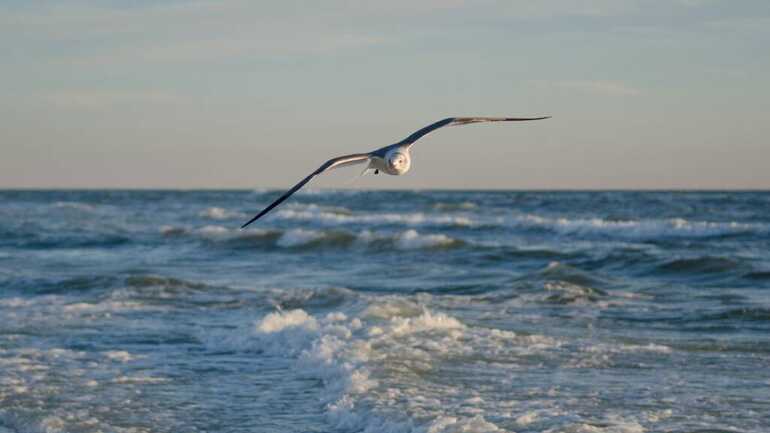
[
  {"left": 241, "top": 153, "right": 370, "bottom": 228},
  {"left": 399, "top": 116, "right": 550, "bottom": 147}
]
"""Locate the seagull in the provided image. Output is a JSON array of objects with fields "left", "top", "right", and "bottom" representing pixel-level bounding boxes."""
[{"left": 241, "top": 116, "right": 550, "bottom": 228}]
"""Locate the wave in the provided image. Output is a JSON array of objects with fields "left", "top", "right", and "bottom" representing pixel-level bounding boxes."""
[
  {"left": 510, "top": 214, "right": 766, "bottom": 240},
  {"left": 199, "top": 204, "right": 352, "bottom": 221},
  {"left": 272, "top": 207, "right": 474, "bottom": 227},
  {"left": 535, "top": 261, "right": 612, "bottom": 289},
  {"left": 8, "top": 273, "right": 244, "bottom": 308},
  {"left": 201, "top": 302, "right": 561, "bottom": 433},
  {"left": 52, "top": 201, "right": 98, "bottom": 212},
  {"left": 124, "top": 274, "right": 212, "bottom": 291},
  {"left": 162, "top": 225, "right": 464, "bottom": 251},
  {"left": 0, "top": 345, "right": 168, "bottom": 433},
  {"left": 10, "top": 232, "right": 132, "bottom": 250},
  {"left": 13, "top": 274, "right": 121, "bottom": 295},
  {"left": 265, "top": 287, "right": 359, "bottom": 311},
  {"left": 541, "top": 280, "right": 608, "bottom": 305},
  {"left": 198, "top": 206, "right": 247, "bottom": 220},
  {"left": 359, "top": 229, "right": 460, "bottom": 250},
  {"left": 615, "top": 306, "right": 770, "bottom": 328},
  {"left": 467, "top": 262, "right": 626, "bottom": 308},
  {"left": 287, "top": 203, "right": 354, "bottom": 215},
  {"left": 432, "top": 201, "right": 478, "bottom": 211}
]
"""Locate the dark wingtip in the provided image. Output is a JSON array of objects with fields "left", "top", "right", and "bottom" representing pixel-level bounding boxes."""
[{"left": 240, "top": 216, "right": 259, "bottom": 229}]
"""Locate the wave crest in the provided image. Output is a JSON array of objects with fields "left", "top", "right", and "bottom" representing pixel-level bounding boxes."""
[
  {"left": 274, "top": 207, "right": 473, "bottom": 227},
  {"left": 163, "top": 225, "right": 463, "bottom": 251},
  {"left": 512, "top": 214, "right": 765, "bottom": 239},
  {"left": 198, "top": 207, "right": 246, "bottom": 220}
]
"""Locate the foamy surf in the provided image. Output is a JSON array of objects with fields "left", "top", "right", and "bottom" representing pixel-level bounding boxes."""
[
  {"left": 229, "top": 295, "right": 665, "bottom": 433},
  {"left": 211, "top": 298, "right": 569, "bottom": 433}
]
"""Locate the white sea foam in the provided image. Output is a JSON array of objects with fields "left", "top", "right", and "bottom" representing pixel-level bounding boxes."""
[
  {"left": 512, "top": 214, "right": 764, "bottom": 239},
  {"left": 645, "top": 409, "right": 673, "bottom": 423},
  {"left": 276, "top": 229, "right": 326, "bottom": 247},
  {"left": 102, "top": 351, "right": 136, "bottom": 362},
  {"left": 356, "top": 229, "right": 460, "bottom": 250},
  {"left": 395, "top": 229, "right": 457, "bottom": 249},
  {"left": 584, "top": 342, "right": 673, "bottom": 354},
  {"left": 53, "top": 201, "right": 96, "bottom": 212},
  {"left": 387, "top": 309, "right": 465, "bottom": 336},
  {"left": 516, "top": 411, "right": 539, "bottom": 426},
  {"left": 0, "top": 297, "right": 37, "bottom": 307},
  {"left": 193, "top": 225, "right": 276, "bottom": 243},
  {"left": 205, "top": 299, "right": 565, "bottom": 433},
  {"left": 196, "top": 224, "right": 231, "bottom": 240},
  {"left": 160, "top": 225, "right": 187, "bottom": 236},
  {"left": 544, "top": 415, "right": 646, "bottom": 433},
  {"left": 427, "top": 415, "right": 503, "bottom": 433},
  {"left": 198, "top": 206, "right": 246, "bottom": 220},
  {"left": 256, "top": 309, "right": 319, "bottom": 333},
  {"left": 274, "top": 207, "right": 473, "bottom": 227},
  {"left": 287, "top": 203, "right": 353, "bottom": 215},
  {"left": 62, "top": 300, "right": 149, "bottom": 314},
  {"left": 113, "top": 375, "right": 169, "bottom": 384},
  {"left": 165, "top": 223, "right": 462, "bottom": 251}
]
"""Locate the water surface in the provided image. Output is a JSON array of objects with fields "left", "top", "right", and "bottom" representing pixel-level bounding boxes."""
[{"left": 1, "top": 190, "right": 769, "bottom": 432}]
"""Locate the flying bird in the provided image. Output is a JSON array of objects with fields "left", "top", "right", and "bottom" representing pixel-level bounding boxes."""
[{"left": 241, "top": 116, "right": 550, "bottom": 228}]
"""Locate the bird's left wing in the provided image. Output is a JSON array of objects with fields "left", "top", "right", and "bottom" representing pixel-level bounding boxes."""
[
  {"left": 398, "top": 116, "right": 550, "bottom": 148},
  {"left": 241, "top": 153, "right": 370, "bottom": 228}
]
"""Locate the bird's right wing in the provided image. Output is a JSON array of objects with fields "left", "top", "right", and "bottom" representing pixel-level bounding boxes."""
[
  {"left": 398, "top": 116, "right": 551, "bottom": 148},
  {"left": 241, "top": 153, "right": 370, "bottom": 228}
]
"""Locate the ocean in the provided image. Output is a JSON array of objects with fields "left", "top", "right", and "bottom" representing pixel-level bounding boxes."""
[{"left": 1, "top": 190, "right": 769, "bottom": 433}]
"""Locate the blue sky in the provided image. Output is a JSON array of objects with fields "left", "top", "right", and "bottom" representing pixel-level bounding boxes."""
[{"left": 2, "top": 0, "right": 769, "bottom": 189}]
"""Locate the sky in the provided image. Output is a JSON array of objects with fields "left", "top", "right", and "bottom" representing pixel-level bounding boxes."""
[{"left": 1, "top": 0, "right": 769, "bottom": 189}]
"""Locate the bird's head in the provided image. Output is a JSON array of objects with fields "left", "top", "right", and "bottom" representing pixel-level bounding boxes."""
[{"left": 386, "top": 150, "right": 411, "bottom": 175}]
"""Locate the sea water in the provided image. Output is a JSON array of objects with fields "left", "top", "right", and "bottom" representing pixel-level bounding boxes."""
[{"left": 1, "top": 190, "right": 769, "bottom": 432}]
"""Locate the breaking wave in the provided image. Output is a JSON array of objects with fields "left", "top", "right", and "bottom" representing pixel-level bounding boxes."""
[
  {"left": 202, "top": 300, "right": 562, "bottom": 433},
  {"left": 198, "top": 206, "right": 247, "bottom": 220},
  {"left": 161, "top": 225, "right": 464, "bottom": 251},
  {"left": 52, "top": 201, "right": 98, "bottom": 212},
  {"left": 510, "top": 214, "right": 767, "bottom": 239},
  {"left": 272, "top": 207, "right": 474, "bottom": 227}
]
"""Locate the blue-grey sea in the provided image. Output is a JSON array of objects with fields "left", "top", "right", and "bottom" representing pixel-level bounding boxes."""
[{"left": 1, "top": 190, "right": 769, "bottom": 433}]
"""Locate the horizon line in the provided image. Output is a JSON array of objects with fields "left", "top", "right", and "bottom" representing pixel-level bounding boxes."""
[{"left": 2, "top": 187, "right": 769, "bottom": 193}]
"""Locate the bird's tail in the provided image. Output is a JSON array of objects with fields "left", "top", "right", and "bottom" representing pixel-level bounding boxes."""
[{"left": 339, "top": 163, "right": 373, "bottom": 187}]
